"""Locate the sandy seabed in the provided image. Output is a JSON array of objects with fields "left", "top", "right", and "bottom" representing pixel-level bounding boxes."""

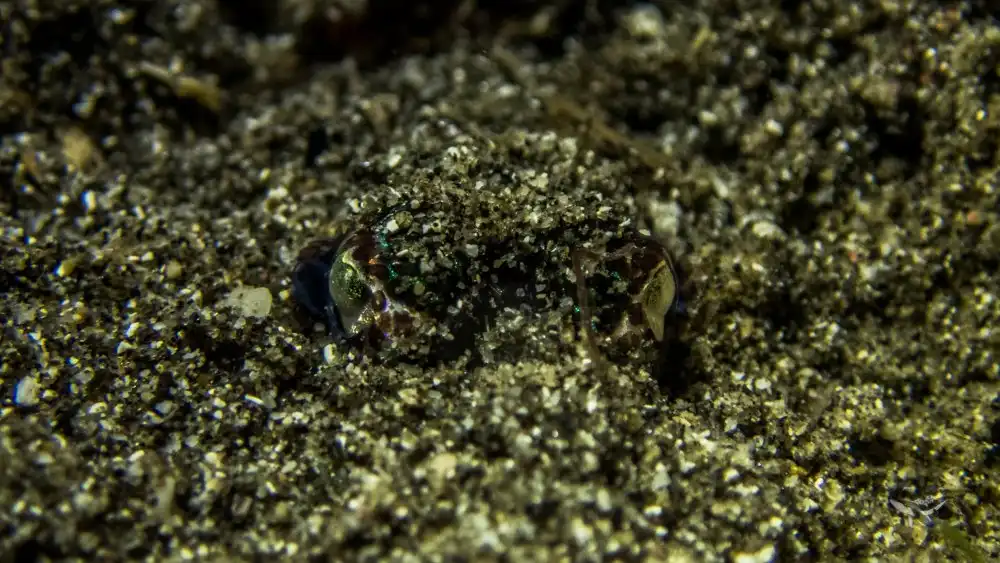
[{"left": 1, "top": 1, "right": 998, "bottom": 561}]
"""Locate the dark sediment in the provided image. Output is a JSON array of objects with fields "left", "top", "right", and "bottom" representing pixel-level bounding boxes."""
[{"left": 2, "top": 1, "right": 998, "bottom": 561}]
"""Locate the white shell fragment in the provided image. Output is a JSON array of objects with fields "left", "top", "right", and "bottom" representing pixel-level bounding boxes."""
[
  {"left": 15, "top": 376, "right": 41, "bottom": 406},
  {"left": 222, "top": 286, "right": 273, "bottom": 318}
]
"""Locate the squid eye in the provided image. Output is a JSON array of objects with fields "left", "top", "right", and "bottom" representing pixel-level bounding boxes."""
[
  {"left": 328, "top": 251, "right": 373, "bottom": 336},
  {"left": 637, "top": 257, "right": 677, "bottom": 342}
]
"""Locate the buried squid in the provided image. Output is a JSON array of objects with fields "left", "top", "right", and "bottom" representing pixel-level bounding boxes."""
[{"left": 291, "top": 195, "right": 686, "bottom": 367}]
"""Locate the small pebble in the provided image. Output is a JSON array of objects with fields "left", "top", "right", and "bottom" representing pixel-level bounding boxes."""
[
  {"left": 15, "top": 376, "right": 40, "bottom": 407},
  {"left": 223, "top": 286, "right": 273, "bottom": 318}
]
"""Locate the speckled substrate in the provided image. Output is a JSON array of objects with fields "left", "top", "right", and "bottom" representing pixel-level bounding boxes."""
[{"left": 2, "top": 1, "right": 999, "bottom": 561}]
